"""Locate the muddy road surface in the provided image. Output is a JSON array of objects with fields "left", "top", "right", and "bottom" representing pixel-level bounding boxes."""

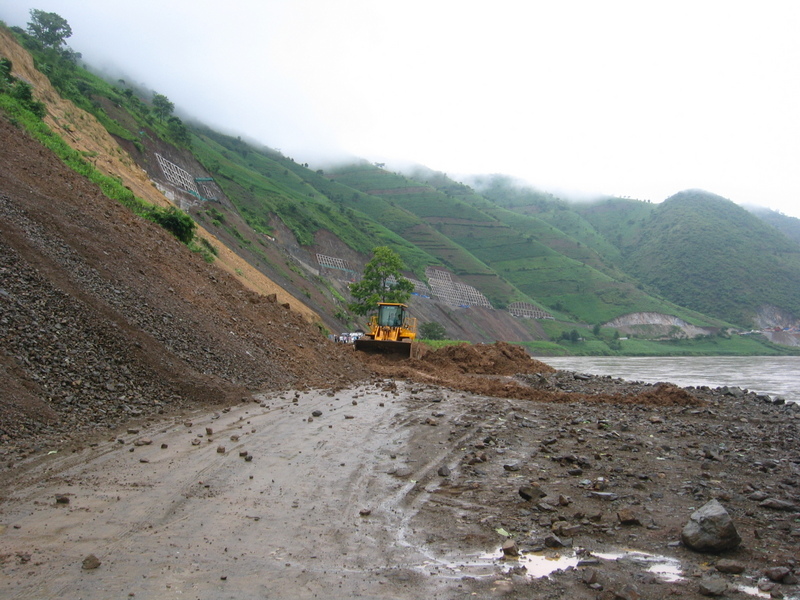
[
  {"left": 2, "top": 381, "right": 462, "bottom": 599},
  {"left": 2, "top": 373, "right": 800, "bottom": 600}
]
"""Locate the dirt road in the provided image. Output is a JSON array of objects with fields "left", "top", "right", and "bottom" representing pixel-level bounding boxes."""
[
  {"left": 1, "top": 381, "right": 455, "bottom": 599},
  {"left": 2, "top": 373, "right": 800, "bottom": 600}
]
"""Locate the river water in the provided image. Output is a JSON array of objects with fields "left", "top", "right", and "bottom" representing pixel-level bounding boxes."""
[{"left": 541, "top": 356, "right": 799, "bottom": 404}]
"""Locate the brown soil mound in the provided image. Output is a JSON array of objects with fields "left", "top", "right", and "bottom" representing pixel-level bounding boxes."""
[
  {"left": 0, "top": 114, "right": 368, "bottom": 447},
  {"left": 416, "top": 341, "right": 555, "bottom": 375},
  {"left": 358, "top": 342, "right": 701, "bottom": 408}
]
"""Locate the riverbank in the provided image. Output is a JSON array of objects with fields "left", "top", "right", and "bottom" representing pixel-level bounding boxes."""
[
  {"left": 544, "top": 355, "right": 800, "bottom": 405},
  {"left": 2, "top": 346, "right": 799, "bottom": 599},
  {"left": 522, "top": 333, "right": 800, "bottom": 357}
]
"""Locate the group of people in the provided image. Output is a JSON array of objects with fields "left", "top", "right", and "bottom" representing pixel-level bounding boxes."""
[{"left": 333, "top": 332, "right": 362, "bottom": 344}]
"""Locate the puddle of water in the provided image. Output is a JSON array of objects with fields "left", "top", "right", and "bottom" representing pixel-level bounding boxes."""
[
  {"left": 738, "top": 585, "right": 800, "bottom": 600},
  {"left": 427, "top": 544, "right": 800, "bottom": 599},
  {"left": 469, "top": 547, "right": 684, "bottom": 582},
  {"left": 739, "top": 585, "right": 770, "bottom": 599},
  {"left": 593, "top": 550, "right": 684, "bottom": 583},
  {"left": 481, "top": 549, "right": 580, "bottom": 578}
]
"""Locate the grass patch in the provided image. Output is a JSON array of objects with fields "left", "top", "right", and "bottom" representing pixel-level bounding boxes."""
[{"left": 0, "top": 96, "right": 196, "bottom": 246}]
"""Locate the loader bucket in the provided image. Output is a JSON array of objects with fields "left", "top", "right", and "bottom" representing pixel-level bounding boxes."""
[{"left": 354, "top": 338, "right": 413, "bottom": 358}]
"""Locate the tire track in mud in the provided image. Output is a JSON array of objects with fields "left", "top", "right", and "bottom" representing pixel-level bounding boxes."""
[
  {"left": 2, "top": 380, "right": 534, "bottom": 599},
  {"left": 1, "top": 381, "right": 475, "bottom": 599}
]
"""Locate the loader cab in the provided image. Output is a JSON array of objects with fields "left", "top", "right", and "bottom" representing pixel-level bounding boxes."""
[{"left": 376, "top": 303, "right": 406, "bottom": 328}]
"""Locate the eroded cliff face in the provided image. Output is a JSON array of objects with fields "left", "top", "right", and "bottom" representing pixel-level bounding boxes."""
[
  {"left": 755, "top": 306, "right": 800, "bottom": 346},
  {"left": 604, "top": 312, "right": 713, "bottom": 338},
  {"left": 0, "top": 109, "right": 367, "bottom": 442},
  {"left": 754, "top": 305, "right": 799, "bottom": 330},
  {"left": 0, "top": 28, "right": 318, "bottom": 321}
]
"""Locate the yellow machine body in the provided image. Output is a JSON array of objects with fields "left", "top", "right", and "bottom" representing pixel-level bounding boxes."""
[{"left": 354, "top": 303, "right": 417, "bottom": 357}]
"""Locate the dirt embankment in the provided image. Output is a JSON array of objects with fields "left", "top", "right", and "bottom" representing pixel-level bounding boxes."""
[
  {"left": 0, "top": 113, "right": 368, "bottom": 451},
  {"left": 2, "top": 345, "right": 799, "bottom": 599},
  {"left": 364, "top": 341, "right": 700, "bottom": 408},
  {"left": 0, "top": 28, "right": 312, "bottom": 318}
]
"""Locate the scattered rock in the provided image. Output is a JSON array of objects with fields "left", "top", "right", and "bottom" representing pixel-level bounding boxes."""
[
  {"left": 764, "top": 566, "right": 791, "bottom": 583},
  {"left": 82, "top": 554, "right": 101, "bottom": 570},
  {"left": 681, "top": 499, "right": 741, "bottom": 552},
  {"left": 759, "top": 498, "right": 798, "bottom": 511},
  {"left": 698, "top": 576, "right": 728, "bottom": 596},
  {"left": 588, "top": 491, "right": 619, "bottom": 502},
  {"left": 501, "top": 538, "right": 519, "bottom": 556},
  {"left": 617, "top": 508, "right": 641, "bottom": 526},
  {"left": 715, "top": 559, "right": 746, "bottom": 574},
  {"left": 519, "top": 484, "right": 546, "bottom": 501}
]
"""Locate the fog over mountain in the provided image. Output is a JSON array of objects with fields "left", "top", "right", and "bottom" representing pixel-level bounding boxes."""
[{"left": 2, "top": 1, "right": 799, "bottom": 217}]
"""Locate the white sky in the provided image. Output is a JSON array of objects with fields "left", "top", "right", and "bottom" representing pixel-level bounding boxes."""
[{"left": 2, "top": 1, "right": 799, "bottom": 217}]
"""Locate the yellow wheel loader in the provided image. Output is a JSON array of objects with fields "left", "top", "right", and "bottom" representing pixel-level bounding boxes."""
[{"left": 354, "top": 302, "right": 417, "bottom": 358}]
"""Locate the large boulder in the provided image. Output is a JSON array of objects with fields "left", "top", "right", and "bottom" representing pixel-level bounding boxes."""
[{"left": 681, "top": 499, "right": 741, "bottom": 553}]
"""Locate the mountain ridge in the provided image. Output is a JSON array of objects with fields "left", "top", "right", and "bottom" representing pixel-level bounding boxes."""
[{"left": 2, "top": 21, "right": 799, "bottom": 348}]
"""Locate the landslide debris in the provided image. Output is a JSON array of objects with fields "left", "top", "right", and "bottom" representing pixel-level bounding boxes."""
[
  {"left": 361, "top": 341, "right": 700, "bottom": 407},
  {"left": 0, "top": 114, "right": 368, "bottom": 450}
]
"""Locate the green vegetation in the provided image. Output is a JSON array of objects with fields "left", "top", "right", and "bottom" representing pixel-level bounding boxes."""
[
  {"left": 4, "top": 14, "right": 799, "bottom": 355},
  {"left": 419, "top": 321, "right": 447, "bottom": 340},
  {"left": 26, "top": 9, "right": 72, "bottom": 49},
  {"left": 619, "top": 191, "right": 800, "bottom": 325},
  {"left": 0, "top": 62, "right": 196, "bottom": 247},
  {"left": 0, "top": 57, "right": 45, "bottom": 117},
  {"left": 189, "top": 127, "right": 434, "bottom": 276},
  {"left": 348, "top": 247, "right": 414, "bottom": 315}
]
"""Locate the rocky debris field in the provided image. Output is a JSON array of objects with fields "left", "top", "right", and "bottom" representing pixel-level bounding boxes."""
[
  {"left": 1, "top": 361, "right": 799, "bottom": 599},
  {"left": 2, "top": 101, "right": 800, "bottom": 599},
  {"left": 0, "top": 114, "right": 367, "bottom": 454}
]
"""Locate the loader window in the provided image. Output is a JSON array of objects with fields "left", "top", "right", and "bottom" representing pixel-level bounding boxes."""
[{"left": 377, "top": 304, "right": 404, "bottom": 328}]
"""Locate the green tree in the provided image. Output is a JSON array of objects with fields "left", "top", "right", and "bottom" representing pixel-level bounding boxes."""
[
  {"left": 0, "top": 58, "right": 11, "bottom": 89},
  {"left": 419, "top": 321, "right": 447, "bottom": 340},
  {"left": 149, "top": 206, "right": 196, "bottom": 245},
  {"left": 27, "top": 9, "right": 72, "bottom": 49},
  {"left": 348, "top": 246, "right": 414, "bottom": 315},
  {"left": 592, "top": 323, "right": 601, "bottom": 337},
  {"left": 152, "top": 93, "right": 174, "bottom": 120},
  {"left": 167, "top": 116, "right": 191, "bottom": 147}
]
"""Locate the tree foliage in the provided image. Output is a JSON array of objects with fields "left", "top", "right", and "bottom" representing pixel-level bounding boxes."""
[
  {"left": 0, "top": 58, "right": 46, "bottom": 118},
  {"left": 149, "top": 206, "right": 196, "bottom": 245},
  {"left": 348, "top": 246, "right": 414, "bottom": 315},
  {"left": 27, "top": 9, "right": 72, "bottom": 49},
  {"left": 419, "top": 321, "right": 447, "bottom": 340},
  {"left": 152, "top": 93, "right": 174, "bottom": 120},
  {"left": 167, "top": 116, "right": 191, "bottom": 147}
]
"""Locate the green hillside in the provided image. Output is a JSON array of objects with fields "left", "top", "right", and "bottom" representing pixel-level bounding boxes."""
[
  {"left": 746, "top": 206, "right": 800, "bottom": 247},
  {"left": 4, "top": 16, "right": 798, "bottom": 352},
  {"left": 188, "top": 127, "right": 437, "bottom": 276},
  {"left": 621, "top": 190, "right": 800, "bottom": 326},
  {"left": 328, "top": 163, "right": 528, "bottom": 306},
  {"left": 411, "top": 171, "right": 714, "bottom": 325}
]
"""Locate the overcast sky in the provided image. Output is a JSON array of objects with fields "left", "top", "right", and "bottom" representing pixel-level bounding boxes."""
[{"left": 2, "top": 1, "right": 799, "bottom": 217}]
